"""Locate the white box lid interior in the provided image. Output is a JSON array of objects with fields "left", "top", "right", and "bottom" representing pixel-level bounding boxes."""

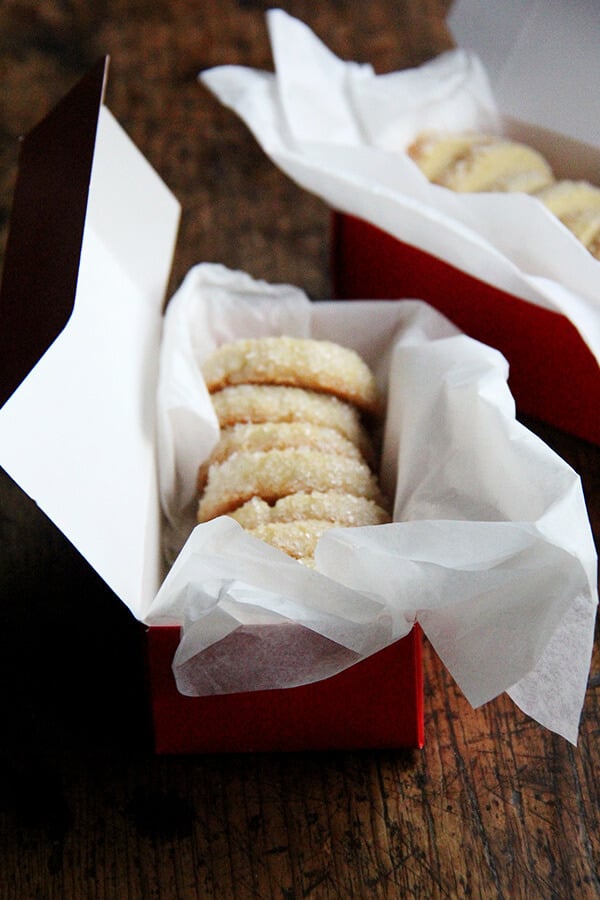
[
  {"left": 448, "top": 0, "right": 600, "bottom": 148},
  {"left": 0, "top": 62, "right": 181, "bottom": 619}
]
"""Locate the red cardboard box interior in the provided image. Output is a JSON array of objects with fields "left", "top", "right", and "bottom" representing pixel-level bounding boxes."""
[
  {"left": 0, "top": 60, "right": 425, "bottom": 755},
  {"left": 332, "top": 213, "right": 600, "bottom": 447}
]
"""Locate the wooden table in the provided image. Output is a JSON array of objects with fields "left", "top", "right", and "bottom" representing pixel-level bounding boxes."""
[{"left": 1, "top": 2, "right": 598, "bottom": 897}]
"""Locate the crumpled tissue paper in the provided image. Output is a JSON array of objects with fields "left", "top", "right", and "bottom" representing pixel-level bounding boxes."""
[{"left": 145, "top": 262, "right": 598, "bottom": 744}]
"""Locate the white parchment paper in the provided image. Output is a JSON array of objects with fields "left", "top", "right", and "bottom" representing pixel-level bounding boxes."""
[
  {"left": 200, "top": 9, "right": 600, "bottom": 364},
  {"left": 145, "top": 262, "right": 597, "bottom": 744}
]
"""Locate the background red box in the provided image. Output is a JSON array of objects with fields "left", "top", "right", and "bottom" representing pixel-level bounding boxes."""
[{"left": 332, "top": 213, "right": 600, "bottom": 447}]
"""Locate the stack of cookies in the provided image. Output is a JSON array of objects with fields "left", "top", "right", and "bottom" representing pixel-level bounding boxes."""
[
  {"left": 408, "top": 131, "right": 600, "bottom": 260},
  {"left": 196, "top": 336, "right": 391, "bottom": 566},
  {"left": 534, "top": 180, "right": 600, "bottom": 261}
]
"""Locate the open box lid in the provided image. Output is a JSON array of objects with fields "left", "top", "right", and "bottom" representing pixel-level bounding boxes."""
[
  {"left": 0, "top": 58, "right": 181, "bottom": 619},
  {"left": 448, "top": 0, "right": 600, "bottom": 149}
]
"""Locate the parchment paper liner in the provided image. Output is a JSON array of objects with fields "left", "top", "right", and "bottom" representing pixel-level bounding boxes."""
[{"left": 145, "top": 263, "right": 597, "bottom": 744}]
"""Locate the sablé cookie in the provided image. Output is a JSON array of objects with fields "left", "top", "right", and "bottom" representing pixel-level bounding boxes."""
[
  {"left": 196, "top": 335, "right": 390, "bottom": 565},
  {"left": 535, "top": 179, "right": 600, "bottom": 218},
  {"left": 408, "top": 131, "right": 493, "bottom": 182},
  {"left": 210, "top": 384, "right": 376, "bottom": 464},
  {"left": 202, "top": 336, "right": 382, "bottom": 415},
  {"left": 196, "top": 421, "right": 367, "bottom": 491},
  {"left": 408, "top": 131, "right": 554, "bottom": 194},
  {"left": 247, "top": 520, "right": 337, "bottom": 563},
  {"left": 408, "top": 130, "right": 600, "bottom": 260},
  {"left": 228, "top": 491, "right": 391, "bottom": 529},
  {"left": 535, "top": 180, "right": 600, "bottom": 259},
  {"left": 564, "top": 209, "right": 600, "bottom": 260},
  {"left": 197, "top": 448, "right": 386, "bottom": 522}
]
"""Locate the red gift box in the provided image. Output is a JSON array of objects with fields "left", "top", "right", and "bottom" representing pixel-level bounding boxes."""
[
  {"left": 331, "top": 212, "right": 600, "bottom": 446},
  {"left": 0, "top": 59, "right": 425, "bottom": 754},
  {"left": 147, "top": 625, "right": 424, "bottom": 754},
  {"left": 328, "top": 1, "right": 595, "bottom": 448}
]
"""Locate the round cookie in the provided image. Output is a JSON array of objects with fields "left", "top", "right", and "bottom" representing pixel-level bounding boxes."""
[
  {"left": 228, "top": 491, "right": 391, "bottom": 529},
  {"left": 247, "top": 519, "right": 336, "bottom": 562},
  {"left": 535, "top": 180, "right": 600, "bottom": 259},
  {"left": 210, "top": 384, "right": 377, "bottom": 464},
  {"left": 202, "top": 336, "right": 382, "bottom": 415},
  {"left": 197, "top": 422, "right": 367, "bottom": 491},
  {"left": 197, "top": 448, "right": 386, "bottom": 522},
  {"left": 409, "top": 131, "right": 554, "bottom": 194},
  {"left": 408, "top": 131, "right": 493, "bottom": 181},
  {"left": 438, "top": 139, "right": 553, "bottom": 194},
  {"left": 564, "top": 208, "right": 600, "bottom": 260},
  {"left": 535, "top": 179, "right": 600, "bottom": 218}
]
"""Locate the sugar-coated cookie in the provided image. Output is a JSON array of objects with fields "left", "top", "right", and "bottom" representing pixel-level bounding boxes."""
[
  {"left": 197, "top": 448, "right": 386, "bottom": 522},
  {"left": 565, "top": 209, "right": 600, "bottom": 260},
  {"left": 197, "top": 422, "right": 367, "bottom": 490},
  {"left": 196, "top": 335, "right": 389, "bottom": 565},
  {"left": 210, "top": 384, "right": 377, "bottom": 463},
  {"left": 408, "top": 130, "right": 600, "bottom": 259},
  {"left": 228, "top": 491, "right": 391, "bottom": 529},
  {"left": 536, "top": 180, "right": 600, "bottom": 259},
  {"left": 408, "top": 131, "right": 493, "bottom": 182},
  {"left": 247, "top": 519, "right": 336, "bottom": 563},
  {"left": 202, "top": 336, "right": 382, "bottom": 415},
  {"left": 409, "top": 131, "right": 554, "bottom": 193}
]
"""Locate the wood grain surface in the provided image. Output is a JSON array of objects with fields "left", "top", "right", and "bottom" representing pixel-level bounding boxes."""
[{"left": 1, "top": 2, "right": 599, "bottom": 898}]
